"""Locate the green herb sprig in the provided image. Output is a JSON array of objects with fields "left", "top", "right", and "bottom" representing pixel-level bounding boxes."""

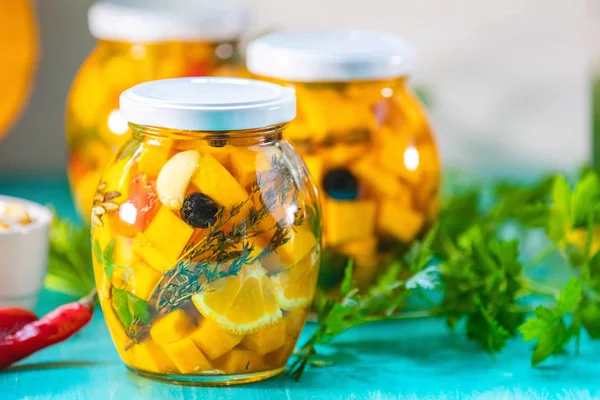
[{"left": 291, "top": 170, "right": 600, "bottom": 379}]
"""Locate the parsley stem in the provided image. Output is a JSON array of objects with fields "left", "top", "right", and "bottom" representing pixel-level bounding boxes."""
[
  {"left": 520, "top": 276, "right": 561, "bottom": 298},
  {"left": 522, "top": 244, "right": 557, "bottom": 272}
]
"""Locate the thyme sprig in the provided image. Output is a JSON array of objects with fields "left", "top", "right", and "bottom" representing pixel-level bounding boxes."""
[{"left": 150, "top": 154, "right": 303, "bottom": 317}]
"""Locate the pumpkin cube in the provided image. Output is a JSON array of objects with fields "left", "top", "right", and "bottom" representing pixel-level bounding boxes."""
[
  {"left": 378, "top": 201, "right": 424, "bottom": 243},
  {"left": 276, "top": 224, "right": 317, "bottom": 266},
  {"left": 198, "top": 144, "right": 234, "bottom": 169},
  {"left": 325, "top": 200, "right": 376, "bottom": 246},
  {"left": 229, "top": 149, "right": 271, "bottom": 188},
  {"left": 125, "top": 259, "right": 162, "bottom": 301},
  {"left": 133, "top": 234, "right": 172, "bottom": 272},
  {"left": 150, "top": 309, "right": 194, "bottom": 345},
  {"left": 190, "top": 318, "right": 243, "bottom": 360},
  {"left": 101, "top": 304, "right": 130, "bottom": 355},
  {"left": 129, "top": 339, "right": 177, "bottom": 374},
  {"left": 377, "top": 132, "right": 421, "bottom": 185},
  {"left": 214, "top": 349, "right": 264, "bottom": 374},
  {"left": 351, "top": 155, "right": 412, "bottom": 202},
  {"left": 337, "top": 237, "right": 377, "bottom": 258},
  {"left": 241, "top": 319, "right": 286, "bottom": 355},
  {"left": 263, "top": 309, "right": 307, "bottom": 367},
  {"left": 114, "top": 236, "right": 134, "bottom": 266},
  {"left": 320, "top": 144, "right": 367, "bottom": 168},
  {"left": 137, "top": 143, "right": 171, "bottom": 178},
  {"left": 163, "top": 338, "right": 212, "bottom": 373},
  {"left": 192, "top": 152, "right": 247, "bottom": 208},
  {"left": 142, "top": 207, "right": 193, "bottom": 269},
  {"left": 103, "top": 156, "right": 133, "bottom": 200}
]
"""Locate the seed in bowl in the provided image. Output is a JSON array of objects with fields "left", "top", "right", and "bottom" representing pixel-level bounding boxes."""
[{"left": 0, "top": 201, "right": 35, "bottom": 230}]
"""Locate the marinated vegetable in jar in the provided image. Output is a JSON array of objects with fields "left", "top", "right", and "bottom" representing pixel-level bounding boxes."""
[
  {"left": 67, "top": 1, "right": 250, "bottom": 221},
  {"left": 91, "top": 78, "right": 321, "bottom": 385},
  {"left": 247, "top": 30, "right": 440, "bottom": 290}
]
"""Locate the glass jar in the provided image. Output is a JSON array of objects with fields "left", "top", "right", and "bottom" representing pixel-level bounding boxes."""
[
  {"left": 0, "top": 0, "right": 38, "bottom": 140},
  {"left": 67, "top": 1, "right": 250, "bottom": 221},
  {"left": 247, "top": 30, "right": 440, "bottom": 290},
  {"left": 91, "top": 78, "right": 321, "bottom": 385}
]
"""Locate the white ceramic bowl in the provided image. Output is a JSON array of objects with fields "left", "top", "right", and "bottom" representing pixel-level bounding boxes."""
[{"left": 0, "top": 195, "right": 52, "bottom": 310}]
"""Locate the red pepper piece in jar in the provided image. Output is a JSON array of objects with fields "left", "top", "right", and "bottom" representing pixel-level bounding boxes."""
[
  {"left": 0, "top": 308, "right": 38, "bottom": 337},
  {"left": 0, "top": 290, "right": 97, "bottom": 370},
  {"left": 123, "top": 173, "right": 159, "bottom": 232}
]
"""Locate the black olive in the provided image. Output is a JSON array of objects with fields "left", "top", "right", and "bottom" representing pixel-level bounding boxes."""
[
  {"left": 208, "top": 134, "right": 228, "bottom": 148},
  {"left": 322, "top": 168, "right": 359, "bottom": 200},
  {"left": 180, "top": 192, "right": 219, "bottom": 228}
]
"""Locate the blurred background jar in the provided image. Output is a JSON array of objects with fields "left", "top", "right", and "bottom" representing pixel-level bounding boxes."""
[
  {"left": 0, "top": 0, "right": 38, "bottom": 141},
  {"left": 66, "top": 0, "right": 250, "bottom": 221},
  {"left": 247, "top": 30, "right": 440, "bottom": 291}
]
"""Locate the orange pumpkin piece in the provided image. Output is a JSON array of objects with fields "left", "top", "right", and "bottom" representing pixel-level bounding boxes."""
[
  {"left": 163, "top": 338, "right": 212, "bottom": 373},
  {"left": 241, "top": 319, "right": 286, "bottom": 355},
  {"left": 128, "top": 339, "right": 178, "bottom": 374},
  {"left": 377, "top": 200, "right": 424, "bottom": 243},
  {"left": 229, "top": 148, "right": 271, "bottom": 188},
  {"left": 139, "top": 207, "right": 193, "bottom": 270},
  {"left": 325, "top": 200, "right": 376, "bottom": 246},
  {"left": 191, "top": 152, "right": 247, "bottom": 208},
  {"left": 150, "top": 309, "right": 195, "bottom": 345},
  {"left": 214, "top": 348, "right": 264, "bottom": 374},
  {"left": 190, "top": 318, "right": 243, "bottom": 360}
]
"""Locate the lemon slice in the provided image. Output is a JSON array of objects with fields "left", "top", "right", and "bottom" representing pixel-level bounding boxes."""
[
  {"left": 271, "top": 250, "right": 319, "bottom": 310},
  {"left": 192, "top": 263, "right": 282, "bottom": 335}
]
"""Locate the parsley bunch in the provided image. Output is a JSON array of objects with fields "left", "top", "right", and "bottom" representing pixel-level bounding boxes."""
[{"left": 291, "top": 170, "right": 600, "bottom": 380}]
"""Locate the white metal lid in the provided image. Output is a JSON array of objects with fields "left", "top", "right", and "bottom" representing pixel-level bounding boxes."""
[
  {"left": 119, "top": 77, "right": 296, "bottom": 131},
  {"left": 247, "top": 30, "right": 417, "bottom": 82},
  {"left": 88, "top": 0, "right": 250, "bottom": 42}
]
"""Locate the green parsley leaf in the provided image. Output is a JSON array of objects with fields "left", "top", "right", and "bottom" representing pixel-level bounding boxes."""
[
  {"left": 519, "top": 306, "right": 555, "bottom": 341},
  {"left": 111, "top": 287, "right": 151, "bottom": 331},
  {"left": 92, "top": 240, "right": 103, "bottom": 266},
  {"left": 112, "top": 287, "right": 133, "bottom": 329},
  {"left": 128, "top": 292, "right": 151, "bottom": 324},
  {"left": 340, "top": 259, "right": 355, "bottom": 297},
  {"left": 581, "top": 297, "right": 600, "bottom": 338},
  {"left": 531, "top": 320, "right": 568, "bottom": 366},
  {"left": 556, "top": 277, "right": 583, "bottom": 314},
  {"left": 570, "top": 173, "right": 600, "bottom": 228},
  {"left": 103, "top": 240, "right": 116, "bottom": 278},
  {"left": 46, "top": 215, "right": 95, "bottom": 297}
]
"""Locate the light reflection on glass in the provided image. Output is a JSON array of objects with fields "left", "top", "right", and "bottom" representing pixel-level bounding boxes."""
[{"left": 404, "top": 146, "right": 419, "bottom": 171}]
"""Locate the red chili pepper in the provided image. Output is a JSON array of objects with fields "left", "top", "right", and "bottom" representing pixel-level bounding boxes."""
[
  {"left": 0, "top": 308, "right": 38, "bottom": 337},
  {"left": 0, "top": 290, "right": 97, "bottom": 370}
]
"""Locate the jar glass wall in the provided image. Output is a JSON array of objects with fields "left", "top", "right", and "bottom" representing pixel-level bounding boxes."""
[
  {"left": 247, "top": 31, "right": 441, "bottom": 290},
  {"left": 91, "top": 78, "right": 321, "bottom": 385},
  {"left": 67, "top": 2, "right": 249, "bottom": 221}
]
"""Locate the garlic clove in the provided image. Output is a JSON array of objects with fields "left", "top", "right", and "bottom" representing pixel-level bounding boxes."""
[{"left": 157, "top": 150, "right": 200, "bottom": 210}]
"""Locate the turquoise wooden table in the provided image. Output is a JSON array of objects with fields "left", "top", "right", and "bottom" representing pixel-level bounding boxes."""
[{"left": 1, "top": 174, "right": 599, "bottom": 400}]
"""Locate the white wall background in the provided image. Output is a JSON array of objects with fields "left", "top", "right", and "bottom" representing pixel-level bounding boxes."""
[{"left": 0, "top": 0, "right": 594, "bottom": 178}]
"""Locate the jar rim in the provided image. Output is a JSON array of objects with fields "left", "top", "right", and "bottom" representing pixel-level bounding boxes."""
[
  {"left": 247, "top": 29, "right": 417, "bottom": 82},
  {"left": 88, "top": 1, "right": 250, "bottom": 43},
  {"left": 120, "top": 78, "right": 296, "bottom": 132}
]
